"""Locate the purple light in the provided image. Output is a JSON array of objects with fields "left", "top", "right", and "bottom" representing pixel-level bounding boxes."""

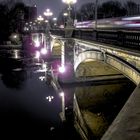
[
  {"left": 35, "top": 51, "right": 40, "bottom": 59},
  {"left": 58, "top": 66, "right": 65, "bottom": 73},
  {"left": 40, "top": 48, "right": 47, "bottom": 55},
  {"left": 34, "top": 40, "right": 40, "bottom": 47}
]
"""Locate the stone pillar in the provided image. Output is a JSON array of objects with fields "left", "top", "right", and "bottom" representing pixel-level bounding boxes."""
[{"left": 58, "top": 39, "right": 75, "bottom": 83}]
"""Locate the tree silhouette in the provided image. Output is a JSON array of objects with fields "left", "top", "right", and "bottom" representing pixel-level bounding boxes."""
[
  {"left": 0, "top": 3, "right": 9, "bottom": 42},
  {"left": 8, "top": 2, "right": 26, "bottom": 33},
  {"left": 124, "top": 0, "right": 139, "bottom": 16},
  {"left": 99, "top": 1, "right": 126, "bottom": 18},
  {"left": 77, "top": 2, "right": 95, "bottom": 21}
]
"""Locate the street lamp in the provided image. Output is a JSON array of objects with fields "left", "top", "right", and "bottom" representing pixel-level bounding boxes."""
[
  {"left": 95, "top": 0, "right": 98, "bottom": 30},
  {"left": 63, "top": 12, "right": 68, "bottom": 27},
  {"left": 43, "top": 9, "right": 53, "bottom": 31},
  {"left": 52, "top": 17, "right": 57, "bottom": 28},
  {"left": 43, "top": 9, "right": 53, "bottom": 17},
  {"left": 37, "top": 15, "right": 44, "bottom": 21},
  {"left": 62, "top": 0, "right": 77, "bottom": 27}
]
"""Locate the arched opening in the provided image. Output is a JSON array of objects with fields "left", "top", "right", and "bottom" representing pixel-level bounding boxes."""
[{"left": 52, "top": 41, "right": 62, "bottom": 57}]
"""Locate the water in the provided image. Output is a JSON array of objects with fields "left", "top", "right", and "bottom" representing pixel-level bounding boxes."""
[{"left": 0, "top": 50, "right": 81, "bottom": 140}]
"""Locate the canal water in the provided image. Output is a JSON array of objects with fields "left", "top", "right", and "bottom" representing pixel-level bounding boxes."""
[
  {"left": 0, "top": 50, "right": 81, "bottom": 140},
  {"left": 0, "top": 49, "right": 136, "bottom": 140}
]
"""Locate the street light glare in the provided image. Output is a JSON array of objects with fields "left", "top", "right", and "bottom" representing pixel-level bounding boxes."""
[
  {"left": 58, "top": 66, "right": 65, "bottom": 73},
  {"left": 59, "top": 92, "right": 64, "bottom": 97},
  {"left": 62, "top": 0, "right": 77, "bottom": 4},
  {"left": 40, "top": 48, "right": 47, "bottom": 55}
]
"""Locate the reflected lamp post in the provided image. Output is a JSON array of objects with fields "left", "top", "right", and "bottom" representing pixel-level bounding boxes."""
[
  {"left": 59, "top": 92, "right": 66, "bottom": 121},
  {"left": 95, "top": 0, "right": 98, "bottom": 30}
]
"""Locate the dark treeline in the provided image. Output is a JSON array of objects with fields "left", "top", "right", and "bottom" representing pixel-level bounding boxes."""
[
  {"left": 58, "top": 0, "right": 140, "bottom": 24},
  {"left": 0, "top": 0, "right": 27, "bottom": 43}
]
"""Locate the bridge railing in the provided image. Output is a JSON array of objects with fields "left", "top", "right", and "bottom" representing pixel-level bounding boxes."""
[
  {"left": 73, "top": 29, "right": 140, "bottom": 49},
  {"left": 50, "top": 29, "right": 140, "bottom": 50},
  {"left": 50, "top": 29, "right": 65, "bottom": 37}
]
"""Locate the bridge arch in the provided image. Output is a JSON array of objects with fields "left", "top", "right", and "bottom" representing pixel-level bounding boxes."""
[
  {"left": 51, "top": 39, "right": 63, "bottom": 56},
  {"left": 75, "top": 50, "right": 140, "bottom": 85}
]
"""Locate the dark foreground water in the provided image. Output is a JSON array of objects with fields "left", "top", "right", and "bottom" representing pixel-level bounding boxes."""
[{"left": 0, "top": 52, "right": 81, "bottom": 140}]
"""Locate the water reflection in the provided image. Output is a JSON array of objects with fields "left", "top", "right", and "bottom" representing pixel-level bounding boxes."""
[
  {"left": 0, "top": 55, "right": 27, "bottom": 89},
  {"left": 74, "top": 81, "right": 135, "bottom": 139},
  {"left": 1, "top": 69, "right": 27, "bottom": 89},
  {"left": 0, "top": 51, "right": 81, "bottom": 140}
]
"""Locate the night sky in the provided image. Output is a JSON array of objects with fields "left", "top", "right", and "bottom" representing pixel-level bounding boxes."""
[{"left": 0, "top": 0, "right": 140, "bottom": 17}]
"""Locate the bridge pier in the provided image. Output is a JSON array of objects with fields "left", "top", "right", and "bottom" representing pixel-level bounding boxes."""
[{"left": 58, "top": 39, "right": 76, "bottom": 83}]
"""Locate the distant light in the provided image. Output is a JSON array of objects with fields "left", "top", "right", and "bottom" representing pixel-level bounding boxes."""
[
  {"left": 45, "top": 20, "right": 48, "bottom": 23},
  {"left": 40, "top": 48, "right": 47, "bottom": 55},
  {"left": 46, "top": 96, "right": 54, "bottom": 102},
  {"left": 13, "top": 35, "right": 17, "bottom": 39},
  {"left": 37, "top": 15, "right": 44, "bottom": 21},
  {"left": 62, "top": 0, "right": 77, "bottom": 4},
  {"left": 39, "top": 76, "right": 45, "bottom": 81},
  {"left": 63, "top": 13, "right": 68, "bottom": 16},
  {"left": 53, "top": 18, "right": 57, "bottom": 21}
]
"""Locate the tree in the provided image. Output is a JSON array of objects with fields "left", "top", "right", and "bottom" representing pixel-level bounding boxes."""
[
  {"left": 99, "top": 1, "right": 126, "bottom": 18},
  {"left": 124, "top": 1, "right": 139, "bottom": 16},
  {"left": 8, "top": 2, "right": 26, "bottom": 33},
  {"left": 0, "top": 3, "right": 9, "bottom": 42},
  {"left": 77, "top": 2, "right": 95, "bottom": 21}
]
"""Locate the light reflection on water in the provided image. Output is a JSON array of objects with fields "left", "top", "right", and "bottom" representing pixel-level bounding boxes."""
[{"left": 0, "top": 53, "right": 81, "bottom": 140}]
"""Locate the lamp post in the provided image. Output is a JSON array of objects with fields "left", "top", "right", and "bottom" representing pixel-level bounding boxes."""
[
  {"left": 43, "top": 9, "right": 53, "bottom": 30},
  {"left": 95, "top": 0, "right": 98, "bottom": 30},
  {"left": 44, "top": 9, "right": 53, "bottom": 17},
  {"left": 52, "top": 17, "right": 57, "bottom": 28},
  {"left": 63, "top": 12, "right": 68, "bottom": 27},
  {"left": 62, "top": 0, "right": 77, "bottom": 27},
  {"left": 37, "top": 15, "right": 44, "bottom": 30}
]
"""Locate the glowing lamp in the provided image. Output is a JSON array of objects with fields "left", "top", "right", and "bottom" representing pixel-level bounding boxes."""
[
  {"left": 58, "top": 66, "right": 65, "bottom": 73},
  {"left": 40, "top": 48, "right": 47, "bottom": 55},
  {"left": 34, "top": 40, "right": 40, "bottom": 47},
  {"left": 59, "top": 92, "right": 64, "bottom": 97}
]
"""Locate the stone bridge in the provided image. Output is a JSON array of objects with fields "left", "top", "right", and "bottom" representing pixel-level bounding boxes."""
[{"left": 51, "top": 35, "right": 140, "bottom": 140}]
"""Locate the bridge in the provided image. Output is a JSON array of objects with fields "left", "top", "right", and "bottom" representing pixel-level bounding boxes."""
[{"left": 29, "top": 28, "right": 140, "bottom": 140}]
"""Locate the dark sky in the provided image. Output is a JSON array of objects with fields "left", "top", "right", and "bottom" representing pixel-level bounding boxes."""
[
  {"left": 28, "top": 0, "right": 140, "bottom": 17},
  {"left": 1, "top": 0, "right": 140, "bottom": 17}
]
